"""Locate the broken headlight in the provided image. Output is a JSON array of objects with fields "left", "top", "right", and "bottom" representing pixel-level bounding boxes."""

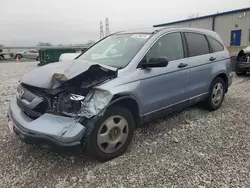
[
  {"left": 59, "top": 93, "right": 85, "bottom": 116},
  {"left": 80, "top": 89, "right": 113, "bottom": 118}
]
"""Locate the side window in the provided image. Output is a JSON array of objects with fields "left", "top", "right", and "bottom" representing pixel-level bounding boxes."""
[
  {"left": 146, "top": 32, "right": 184, "bottom": 62},
  {"left": 207, "top": 36, "right": 224, "bottom": 52},
  {"left": 185, "top": 32, "right": 210, "bottom": 57}
]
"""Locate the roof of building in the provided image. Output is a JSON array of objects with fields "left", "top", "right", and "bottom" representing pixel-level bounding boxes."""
[{"left": 154, "top": 7, "right": 250, "bottom": 27}]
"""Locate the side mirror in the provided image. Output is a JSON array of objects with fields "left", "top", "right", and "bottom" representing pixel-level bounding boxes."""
[{"left": 142, "top": 57, "right": 169, "bottom": 68}]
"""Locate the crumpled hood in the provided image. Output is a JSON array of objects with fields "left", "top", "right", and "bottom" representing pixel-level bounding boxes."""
[{"left": 20, "top": 59, "right": 117, "bottom": 89}]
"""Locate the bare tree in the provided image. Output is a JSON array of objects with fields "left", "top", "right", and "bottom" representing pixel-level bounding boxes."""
[
  {"left": 188, "top": 13, "right": 199, "bottom": 19},
  {"left": 36, "top": 42, "right": 53, "bottom": 46},
  {"left": 86, "top": 40, "right": 95, "bottom": 45}
]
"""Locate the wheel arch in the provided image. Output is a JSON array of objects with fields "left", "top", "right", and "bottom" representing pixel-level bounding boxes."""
[
  {"left": 106, "top": 94, "right": 141, "bottom": 127},
  {"left": 15, "top": 54, "right": 22, "bottom": 59},
  {"left": 212, "top": 72, "right": 229, "bottom": 92}
]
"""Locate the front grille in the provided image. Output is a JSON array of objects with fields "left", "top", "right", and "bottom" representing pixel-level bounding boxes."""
[
  {"left": 21, "top": 83, "right": 46, "bottom": 97},
  {"left": 17, "top": 98, "right": 42, "bottom": 119},
  {"left": 17, "top": 84, "right": 49, "bottom": 119}
]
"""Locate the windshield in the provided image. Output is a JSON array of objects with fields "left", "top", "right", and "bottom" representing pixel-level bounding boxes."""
[{"left": 77, "top": 33, "right": 151, "bottom": 68}]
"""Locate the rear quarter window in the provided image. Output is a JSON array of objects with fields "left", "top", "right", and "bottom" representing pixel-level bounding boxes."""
[
  {"left": 207, "top": 36, "right": 224, "bottom": 52},
  {"left": 184, "top": 32, "right": 210, "bottom": 57}
]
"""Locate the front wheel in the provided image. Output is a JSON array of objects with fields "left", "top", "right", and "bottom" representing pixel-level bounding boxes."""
[
  {"left": 203, "top": 77, "right": 226, "bottom": 111},
  {"left": 84, "top": 105, "right": 135, "bottom": 162}
]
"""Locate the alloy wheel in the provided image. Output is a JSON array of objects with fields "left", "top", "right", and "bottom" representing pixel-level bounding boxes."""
[
  {"left": 212, "top": 83, "right": 224, "bottom": 106},
  {"left": 97, "top": 115, "right": 129, "bottom": 154}
]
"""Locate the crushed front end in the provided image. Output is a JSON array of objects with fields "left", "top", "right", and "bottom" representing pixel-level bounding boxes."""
[
  {"left": 235, "top": 47, "right": 250, "bottom": 73},
  {"left": 7, "top": 61, "right": 117, "bottom": 151}
]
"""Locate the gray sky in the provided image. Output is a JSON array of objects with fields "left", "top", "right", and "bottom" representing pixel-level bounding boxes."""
[{"left": 0, "top": 0, "right": 249, "bottom": 46}]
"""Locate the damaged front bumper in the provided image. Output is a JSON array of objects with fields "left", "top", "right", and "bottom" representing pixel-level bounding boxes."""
[{"left": 7, "top": 98, "right": 87, "bottom": 151}]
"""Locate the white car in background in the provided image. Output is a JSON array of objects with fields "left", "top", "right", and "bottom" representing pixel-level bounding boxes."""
[
  {"left": 59, "top": 52, "right": 81, "bottom": 61},
  {"left": 15, "top": 50, "right": 40, "bottom": 61}
]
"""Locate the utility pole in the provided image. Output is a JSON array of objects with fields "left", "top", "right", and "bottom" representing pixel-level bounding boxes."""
[
  {"left": 105, "top": 17, "right": 110, "bottom": 37},
  {"left": 100, "top": 21, "right": 104, "bottom": 39}
]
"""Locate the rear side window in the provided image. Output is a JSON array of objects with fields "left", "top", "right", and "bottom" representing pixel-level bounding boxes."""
[
  {"left": 207, "top": 36, "right": 224, "bottom": 52},
  {"left": 185, "top": 32, "right": 210, "bottom": 57}
]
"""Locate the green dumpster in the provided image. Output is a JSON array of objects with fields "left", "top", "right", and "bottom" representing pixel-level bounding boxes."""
[{"left": 38, "top": 48, "right": 77, "bottom": 66}]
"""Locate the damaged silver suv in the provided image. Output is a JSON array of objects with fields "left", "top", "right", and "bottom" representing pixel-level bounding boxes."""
[{"left": 8, "top": 27, "right": 233, "bottom": 161}]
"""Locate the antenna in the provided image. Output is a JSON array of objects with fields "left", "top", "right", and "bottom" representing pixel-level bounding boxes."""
[
  {"left": 105, "top": 17, "right": 110, "bottom": 36},
  {"left": 100, "top": 21, "right": 104, "bottom": 39}
]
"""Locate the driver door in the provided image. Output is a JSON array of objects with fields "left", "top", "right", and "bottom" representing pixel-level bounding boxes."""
[
  {"left": 138, "top": 32, "right": 190, "bottom": 117},
  {"left": 23, "top": 50, "right": 32, "bottom": 58}
]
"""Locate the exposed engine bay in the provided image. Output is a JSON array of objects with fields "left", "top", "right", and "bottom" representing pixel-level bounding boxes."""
[{"left": 17, "top": 62, "right": 117, "bottom": 119}]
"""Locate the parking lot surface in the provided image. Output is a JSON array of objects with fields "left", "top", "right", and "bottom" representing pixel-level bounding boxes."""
[{"left": 0, "top": 62, "right": 249, "bottom": 188}]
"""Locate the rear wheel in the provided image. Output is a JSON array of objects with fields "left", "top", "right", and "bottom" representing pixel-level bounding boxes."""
[
  {"left": 203, "top": 77, "right": 225, "bottom": 111},
  {"left": 84, "top": 105, "right": 135, "bottom": 162},
  {"left": 14, "top": 54, "right": 22, "bottom": 60}
]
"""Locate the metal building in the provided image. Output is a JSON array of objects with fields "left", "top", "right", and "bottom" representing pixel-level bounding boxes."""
[{"left": 154, "top": 7, "right": 250, "bottom": 48}]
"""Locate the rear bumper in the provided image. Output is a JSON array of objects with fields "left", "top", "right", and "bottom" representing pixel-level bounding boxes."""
[{"left": 7, "top": 98, "right": 87, "bottom": 151}]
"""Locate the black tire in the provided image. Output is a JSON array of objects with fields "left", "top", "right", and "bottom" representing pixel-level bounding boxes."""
[
  {"left": 14, "top": 54, "right": 22, "bottom": 60},
  {"left": 236, "top": 72, "right": 246, "bottom": 76},
  {"left": 203, "top": 77, "right": 226, "bottom": 111},
  {"left": 84, "top": 105, "right": 135, "bottom": 162},
  {"left": 36, "top": 56, "right": 40, "bottom": 61}
]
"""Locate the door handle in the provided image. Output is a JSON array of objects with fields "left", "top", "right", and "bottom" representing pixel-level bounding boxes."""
[
  {"left": 178, "top": 63, "right": 188, "bottom": 68},
  {"left": 209, "top": 57, "right": 216, "bottom": 61}
]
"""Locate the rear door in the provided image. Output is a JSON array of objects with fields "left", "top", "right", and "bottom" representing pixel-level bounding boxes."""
[
  {"left": 184, "top": 32, "right": 212, "bottom": 99},
  {"left": 206, "top": 35, "right": 226, "bottom": 63},
  {"left": 29, "top": 50, "right": 39, "bottom": 59}
]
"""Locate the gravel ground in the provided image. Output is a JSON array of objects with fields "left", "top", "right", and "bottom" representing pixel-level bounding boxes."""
[{"left": 0, "top": 62, "right": 250, "bottom": 188}]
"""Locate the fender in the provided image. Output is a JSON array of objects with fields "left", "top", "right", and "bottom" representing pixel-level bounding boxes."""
[
  {"left": 101, "top": 93, "right": 141, "bottom": 116},
  {"left": 211, "top": 71, "right": 229, "bottom": 89},
  {"left": 81, "top": 94, "right": 141, "bottom": 151}
]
